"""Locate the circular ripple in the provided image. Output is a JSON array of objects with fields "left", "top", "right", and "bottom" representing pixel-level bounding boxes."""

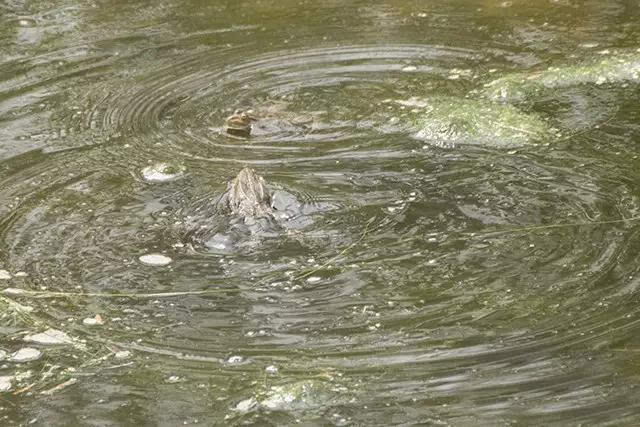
[{"left": 2, "top": 34, "right": 640, "bottom": 424}]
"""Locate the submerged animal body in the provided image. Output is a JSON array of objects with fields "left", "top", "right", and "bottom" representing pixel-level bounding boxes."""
[
  {"left": 225, "top": 110, "right": 256, "bottom": 137},
  {"left": 224, "top": 102, "right": 321, "bottom": 138},
  {"left": 221, "top": 167, "right": 273, "bottom": 217},
  {"left": 182, "top": 167, "right": 310, "bottom": 251}
]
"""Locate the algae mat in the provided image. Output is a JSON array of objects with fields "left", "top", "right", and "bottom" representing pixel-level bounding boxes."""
[
  {"left": 404, "top": 97, "right": 553, "bottom": 148},
  {"left": 482, "top": 50, "right": 640, "bottom": 102}
]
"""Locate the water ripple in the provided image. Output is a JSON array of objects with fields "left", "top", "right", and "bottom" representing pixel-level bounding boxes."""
[{"left": 1, "top": 8, "right": 640, "bottom": 423}]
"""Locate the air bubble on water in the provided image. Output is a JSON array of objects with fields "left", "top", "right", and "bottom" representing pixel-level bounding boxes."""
[{"left": 0, "top": 377, "right": 11, "bottom": 392}]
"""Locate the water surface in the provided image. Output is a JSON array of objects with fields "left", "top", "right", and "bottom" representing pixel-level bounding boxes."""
[{"left": 2, "top": 0, "right": 640, "bottom": 425}]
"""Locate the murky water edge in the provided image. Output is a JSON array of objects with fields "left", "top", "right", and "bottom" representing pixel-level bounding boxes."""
[{"left": 2, "top": 0, "right": 640, "bottom": 425}]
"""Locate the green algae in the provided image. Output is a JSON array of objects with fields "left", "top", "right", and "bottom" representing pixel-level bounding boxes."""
[
  {"left": 141, "top": 162, "right": 186, "bottom": 182},
  {"left": 409, "top": 96, "right": 553, "bottom": 148},
  {"left": 230, "top": 379, "right": 350, "bottom": 417},
  {"left": 482, "top": 51, "right": 640, "bottom": 102},
  {"left": 260, "top": 379, "right": 348, "bottom": 411}
]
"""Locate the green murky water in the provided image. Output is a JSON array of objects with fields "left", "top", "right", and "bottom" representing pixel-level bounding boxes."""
[{"left": 2, "top": 0, "right": 640, "bottom": 424}]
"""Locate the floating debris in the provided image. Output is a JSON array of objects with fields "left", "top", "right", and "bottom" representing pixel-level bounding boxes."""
[
  {"left": 14, "top": 371, "right": 32, "bottom": 382},
  {"left": 139, "top": 254, "right": 173, "bottom": 266},
  {"left": 0, "top": 350, "right": 6, "bottom": 360},
  {"left": 40, "top": 378, "right": 77, "bottom": 396},
  {"left": 114, "top": 350, "right": 131, "bottom": 359},
  {"left": 0, "top": 270, "right": 11, "bottom": 280},
  {"left": 265, "top": 365, "right": 278, "bottom": 374},
  {"left": 82, "top": 314, "right": 105, "bottom": 326},
  {"left": 261, "top": 380, "right": 345, "bottom": 411},
  {"left": 230, "top": 380, "right": 350, "bottom": 415},
  {"left": 306, "top": 276, "right": 322, "bottom": 284},
  {"left": 10, "top": 347, "right": 42, "bottom": 362},
  {"left": 227, "top": 355, "right": 244, "bottom": 364},
  {"left": 232, "top": 397, "right": 258, "bottom": 412},
  {"left": 141, "top": 163, "right": 185, "bottom": 182},
  {"left": 0, "top": 295, "right": 34, "bottom": 315},
  {"left": 24, "top": 329, "right": 73, "bottom": 345}
]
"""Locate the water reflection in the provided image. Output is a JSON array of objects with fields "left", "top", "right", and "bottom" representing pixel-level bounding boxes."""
[{"left": 1, "top": 0, "right": 640, "bottom": 424}]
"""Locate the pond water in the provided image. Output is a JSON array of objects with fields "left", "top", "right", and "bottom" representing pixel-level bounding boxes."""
[{"left": 2, "top": 0, "right": 640, "bottom": 424}]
